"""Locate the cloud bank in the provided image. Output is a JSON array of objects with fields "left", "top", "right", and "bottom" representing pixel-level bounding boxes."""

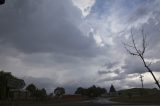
[{"left": 0, "top": 0, "right": 160, "bottom": 93}]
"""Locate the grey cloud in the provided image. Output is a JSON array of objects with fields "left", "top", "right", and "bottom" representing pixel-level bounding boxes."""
[
  {"left": 150, "top": 62, "right": 160, "bottom": 72},
  {"left": 98, "top": 69, "right": 121, "bottom": 75},
  {"left": 1, "top": 0, "right": 160, "bottom": 92},
  {"left": 98, "top": 70, "right": 108, "bottom": 75},
  {"left": 103, "top": 61, "right": 119, "bottom": 69},
  {"left": 0, "top": 0, "right": 102, "bottom": 57},
  {"left": 128, "top": 4, "right": 150, "bottom": 23},
  {"left": 98, "top": 73, "right": 127, "bottom": 83},
  {"left": 0, "top": 0, "right": 106, "bottom": 93},
  {"left": 24, "top": 77, "right": 57, "bottom": 93},
  {"left": 24, "top": 76, "right": 80, "bottom": 94},
  {"left": 123, "top": 57, "right": 146, "bottom": 74},
  {"left": 24, "top": 75, "right": 98, "bottom": 94},
  {"left": 92, "top": 0, "right": 160, "bottom": 90},
  {"left": 119, "top": 0, "right": 160, "bottom": 75}
]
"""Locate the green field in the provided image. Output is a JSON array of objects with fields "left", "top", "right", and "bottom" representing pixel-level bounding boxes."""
[{"left": 111, "top": 88, "right": 160, "bottom": 104}]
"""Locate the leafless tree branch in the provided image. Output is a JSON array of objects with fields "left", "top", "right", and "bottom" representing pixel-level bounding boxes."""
[{"left": 123, "top": 28, "right": 160, "bottom": 89}]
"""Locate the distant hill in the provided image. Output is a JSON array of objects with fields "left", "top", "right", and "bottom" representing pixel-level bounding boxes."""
[
  {"left": 111, "top": 88, "right": 160, "bottom": 104},
  {"left": 118, "top": 88, "right": 159, "bottom": 96}
]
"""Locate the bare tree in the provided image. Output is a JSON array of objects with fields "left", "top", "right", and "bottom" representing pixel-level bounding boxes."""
[{"left": 123, "top": 29, "right": 160, "bottom": 89}]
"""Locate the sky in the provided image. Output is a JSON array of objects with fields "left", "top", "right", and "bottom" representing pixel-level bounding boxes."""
[{"left": 0, "top": 0, "right": 160, "bottom": 93}]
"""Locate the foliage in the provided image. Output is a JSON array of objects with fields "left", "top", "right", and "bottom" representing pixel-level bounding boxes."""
[
  {"left": 36, "top": 88, "right": 47, "bottom": 99},
  {"left": 109, "top": 84, "right": 116, "bottom": 93},
  {"left": 26, "top": 84, "right": 37, "bottom": 97},
  {"left": 75, "top": 85, "right": 107, "bottom": 98},
  {"left": 26, "top": 84, "right": 47, "bottom": 99},
  {"left": 75, "top": 87, "right": 85, "bottom": 95},
  {"left": 54, "top": 87, "right": 65, "bottom": 97},
  {"left": 111, "top": 93, "right": 160, "bottom": 104},
  {"left": 0, "top": 70, "right": 25, "bottom": 89}
]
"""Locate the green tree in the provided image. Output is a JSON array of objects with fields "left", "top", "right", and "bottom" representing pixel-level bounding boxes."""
[
  {"left": 75, "top": 85, "right": 107, "bottom": 97},
  {"left": 36, "top": 88, "right": 47, "bottom": 100},
  {"left": 26, "top": 84, "right": 37, "bottom": 97},
  {"left": 109, "top": 84, "right": 116, "bottom": 93},
  {"left": 75, "top": 87, "right": 84, "bottom": 95},
  {"left": 54, "top": 87, "right": 65, "bottom": 97},
  {"left": 40, "top": 88, "right": 47, "bottom": 98}
]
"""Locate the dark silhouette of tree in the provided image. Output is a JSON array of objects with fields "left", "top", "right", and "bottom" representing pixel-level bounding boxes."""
[
  {"left": 26, "top": 84, "right": 37, "bottom": 97},
  {"left": 109, "top": 84, "right": 116, "bottom": 93},
  {"left": 87, "top": 85, "right": 98, "bottom": 97},
  {"left": 75, "top": 87, "right": 84, "bottom": 95},
  {"left": 36, "top": 88, "right": 47, "bottom": 100},
  {"left": 41, "top": 88, "right": 47, "bottom": 97},
  {"left": 123, "top": 29, "right": 160, "bottom": 89},
  {"left": 54, "top": 87, "right": 65, "bottom": 97},
  {"left": 75, "top": 85, "right": 107, "bottom": 97},
  {"left": 26, "top": 84, "right": 47, "bottom": 100},
  {"left": 0, "top": 0, "right": 5, "bottom": 5},
  {"left": 97, "top": 87, "right": 107, "bottom": 94}
]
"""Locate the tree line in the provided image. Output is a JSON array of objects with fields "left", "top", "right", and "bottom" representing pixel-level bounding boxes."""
[
  {"left": 75, "top": 85, "right": 107, "bottom": 97},
  {"left": 0, "top": 70, "right": 108, "bottom": 100}
]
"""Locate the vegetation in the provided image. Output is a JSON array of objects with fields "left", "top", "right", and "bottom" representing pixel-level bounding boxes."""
[
  {"left": 111, "top": 88, "right": 160, "bottom": 104},
  {"left": 111, "top": 94, "right": 160, "bottom": 104},
  {"left": 109, "top": 84, "right": 116, "bottom": 93},
  {"left": 26, "top": 84, "right": 47, "bottom": 100},
  {"left": 1, "top": 70, "right": 160, "bottom": 105},
  {"left": 54, "top": 87, "right": 65, "bottom": 97},
  {"left": 75, "top": 85, "right": 107, "bottom": 98},
  {"left": 26, "top": 84, "right": 37, "bottom": 97}
]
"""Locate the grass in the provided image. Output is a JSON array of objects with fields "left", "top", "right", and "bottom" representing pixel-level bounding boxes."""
[
  {"left": 110, "top": 88, "right": 160, "bottom": 104},
  {"left": 111, "top": 94, "right": 160, "bottom": 104}
]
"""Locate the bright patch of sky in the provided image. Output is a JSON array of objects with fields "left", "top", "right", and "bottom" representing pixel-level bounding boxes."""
[{"left": 72, "top": 0, "right": 95, "bottom": 17}]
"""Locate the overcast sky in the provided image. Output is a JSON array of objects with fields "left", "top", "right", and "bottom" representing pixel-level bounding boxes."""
[{"left": 0, "top": 0, "right": 160, "bottom": 93}]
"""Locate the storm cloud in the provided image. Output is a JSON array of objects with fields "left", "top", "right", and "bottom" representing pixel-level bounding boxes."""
[{"left": 0, "top": 0, "right": 160, "bottom": 93}]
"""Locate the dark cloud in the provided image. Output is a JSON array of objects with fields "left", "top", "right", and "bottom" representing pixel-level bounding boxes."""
[
  {"left": 0, "top": 0, "right": 160, "bottom": 92},
  {"left": 98, "top": 69, "right": 121, "bottom": 75},
  {"left": 103, "top": 61, "right": 119, "bottom": 69},
  {"left": 98, "top": 70, "right": 108, "bottom": 75},
  {"left": 0, "top": 0, "right": 105, "bottom": 93},
  {"left": 122, "top": 57, "right": 146, "bottom": 74},
  {"left": 0, "top": 0, "right": 102, "bottom": 57},
  {"left": 98, "top": 73, "right": 127, "bottom": 83}
]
